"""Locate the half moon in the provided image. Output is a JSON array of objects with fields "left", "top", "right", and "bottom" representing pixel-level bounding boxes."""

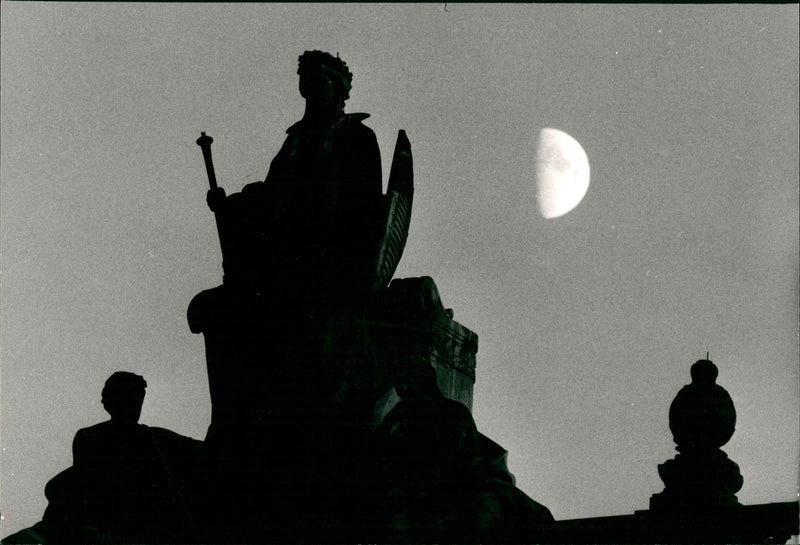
[{"left": 535, "top": 128, "right": 590, "bottom": 219}]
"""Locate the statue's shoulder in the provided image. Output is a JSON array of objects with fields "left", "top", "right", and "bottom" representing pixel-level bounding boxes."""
[
  {"left": 284, "top": 113, "right": 373, "bottom": 135},
  {"left": 285, "top": 120, "right": 304, "bottom": 134},
  {"left": 340, "top": 113, "right": 377, "bottom": 145},
  {"left": 345, "top": 112, "right": 371, "bottom": 124},
  {"left": 343, "top": 112, "right": 373, "bottom": 132},
  {"left": 74, "top": 420, "right": 111, "bottom": 438}
]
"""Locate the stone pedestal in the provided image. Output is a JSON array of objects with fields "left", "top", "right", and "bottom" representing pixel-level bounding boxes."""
[
  {"left": 184, "top": 275, "right": 483, "bottom": 541},
  {"left": 365, "top": 276, "right": 477, "bottom": 410},
  {"left": 187, "top": 275, "right": 478, "bottom": 443},
  {"left": 649, "top": 448, "right": 743, "bottom": 513}
]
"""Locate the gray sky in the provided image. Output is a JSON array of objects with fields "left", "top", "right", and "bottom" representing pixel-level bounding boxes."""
[{"left": 1, "top": 3, "right": 798, "bottom": 536}]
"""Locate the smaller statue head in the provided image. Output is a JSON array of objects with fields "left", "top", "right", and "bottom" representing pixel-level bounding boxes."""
[
  {"left": 297, "top": 50, "right": 353, "bottom": 114},
  {"left": 101, "top": 371, "right": 147, "bottom": 425}
]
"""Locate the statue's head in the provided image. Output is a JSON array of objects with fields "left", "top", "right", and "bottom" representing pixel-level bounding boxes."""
[
  {"left": 101, "top": 371, "right": 147, "bottom": 424},
  {"left": 297, "top": 50, "right": 352, "bottom": 113}
]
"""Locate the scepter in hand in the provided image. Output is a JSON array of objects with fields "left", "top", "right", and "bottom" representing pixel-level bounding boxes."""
[{"left": 196, "top": 132, "right": 226, "bottom": 247}]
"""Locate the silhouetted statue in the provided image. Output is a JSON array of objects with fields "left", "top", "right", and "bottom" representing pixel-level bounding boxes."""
[
  {"left": 650, "top": 359, "right": 743, "bottom": 513},
  {"left": 190, "top": 49, "right": 413, "bottom": 442},
  {"left": 2, "top": 372, "right": 203, "bottom": 544},
  {"left": 188, "top": 55, "right": 414, "bottom": 534},
  {"left": 72, "top": 373, "right": 184, "bottom": 539},
  {"left": 359, "top": 346, "right": 554, "bottom": 543},
  {"left": 206, "top": 50, "right": 384, "bottom": 306},
  {"left": 184, "top": 52, "right": 551, "bottom": 543}
]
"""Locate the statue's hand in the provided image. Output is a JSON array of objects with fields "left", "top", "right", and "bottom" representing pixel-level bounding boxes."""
[{"left": 207, "top": 187, "right": 227, "bottom": 211}]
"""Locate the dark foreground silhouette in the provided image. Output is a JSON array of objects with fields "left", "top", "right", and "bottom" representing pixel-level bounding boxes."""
[
  {"left": 6, "top": 360, "right": 798, "bottom": 544},
  {"left": 10, "top": 50, "right": 794, "bottom": 544},
  {"left": 2, "top": 51, "right": 553, "bottom": 544},
  {"left": 2, "top": 364, "right": 552, "bottom": 544},
  {"left": 2, "top": 372, "right": 203, "bottom": 544}
]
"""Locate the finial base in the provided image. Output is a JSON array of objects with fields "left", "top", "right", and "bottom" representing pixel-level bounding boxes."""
[{"left": 650, "top": 448, "right": 743, "bottom": 513}]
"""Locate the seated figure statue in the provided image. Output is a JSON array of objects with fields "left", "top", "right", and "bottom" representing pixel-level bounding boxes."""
[
  {"left": 189, "top": 51, "right": 412, "bottom": 468},
  {"left": 188, "top": 52, "right": 412, "bottom": 541},
  {"left": 2, "top": 372, "right": 202, "bottom": 544},
  {"left": 361, "top": 355, "right": 555, "bottom": 544},
  {"left": 71, "top": 372, "right": 202, "bottom": 543},
  {"left": 207, "top": 50, "right": 385, "bottom": 310}
]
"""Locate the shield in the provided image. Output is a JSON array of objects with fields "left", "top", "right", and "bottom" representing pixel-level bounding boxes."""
[{"left": 372, "top": 130, "right": 414, "bottom": 293}]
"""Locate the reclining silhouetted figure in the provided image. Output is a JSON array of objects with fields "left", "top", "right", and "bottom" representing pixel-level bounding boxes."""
[
  {"left": 70, "top": 372, "right": 198, "bottom": 541},
  {"left": 361, "top": 342, "right": 554, "bottom": 544},
  {"left": 2, "top": 372, "right": 202, "bottom": 544}
]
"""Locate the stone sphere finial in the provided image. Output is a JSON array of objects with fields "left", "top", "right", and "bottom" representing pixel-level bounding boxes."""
[
  {"left": 652, "top": 359, "right": 744, "bottom": 512},
  {"left": 669, "top": 359, "right": 736, "bottom": 451}
]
